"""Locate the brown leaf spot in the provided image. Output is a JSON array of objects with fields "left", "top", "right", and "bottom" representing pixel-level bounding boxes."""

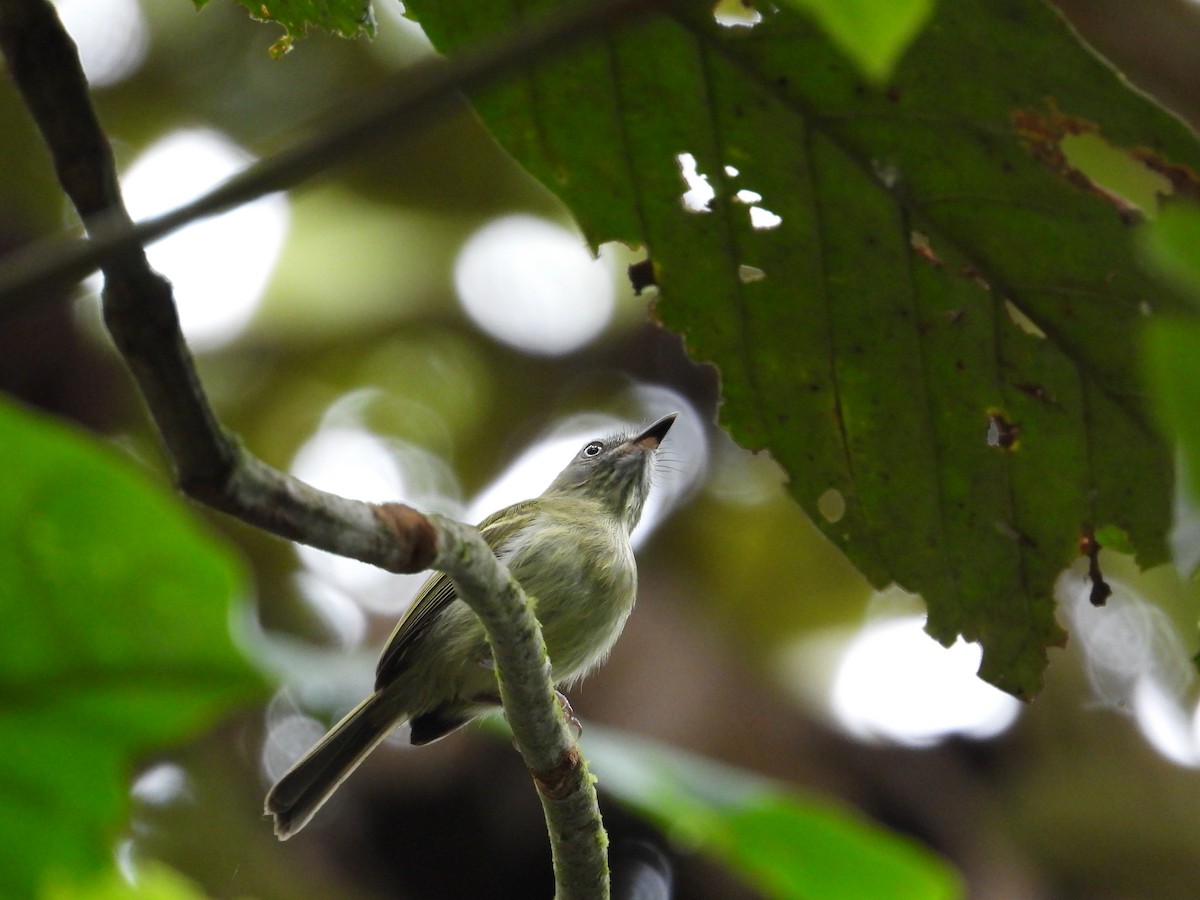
[
  {"left": 910, "top": 230, "right": 943, "bottom": 267},
  {"left": 1011, "top": 102, "right": 1168, "bottom": 222},
  {"left": 1131, "top": 148, "right": 1200, "bottom": 204}
]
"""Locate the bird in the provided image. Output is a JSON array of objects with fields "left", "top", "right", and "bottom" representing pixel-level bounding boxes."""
[{"left": 265, "top": 412, "right": 677, "bottom": 839}]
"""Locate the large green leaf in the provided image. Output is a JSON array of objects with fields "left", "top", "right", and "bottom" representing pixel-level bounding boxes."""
[
  {"left": 0, "top": 399, "right": 266, "bottom": 897},
  {"left": 401, "top": 0, "right": 1200, "bottom": 697},
  {"left": 586, "top": 728, "right": 962, "bottom": 899}
]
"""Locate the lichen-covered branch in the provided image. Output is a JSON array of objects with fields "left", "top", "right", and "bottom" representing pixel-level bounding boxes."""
[{"left": 429, "top": 515, "right": 609, "bottom": 900}]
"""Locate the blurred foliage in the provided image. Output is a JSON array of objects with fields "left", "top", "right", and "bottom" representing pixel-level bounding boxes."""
[
  {"left": 768, "top": 0, "right": 934, "bottom": 82},
  {"left": 402, "top": 0, "right": 1200, "bottom": 699},
  {"left": 1144, "top": 320, "right": 1200, "bottom": 513},
  {"left": 43, "top": 864, "right": 214, "bottom": 900},
  {"left": 1142, "top": 201, "right": 1200, "bottom": 302},
  {"left": 1140, "top": 202, "right": 1200, "bottom": 520},
  {"left": 0, "top": 399, "right": 265, "bottom": 896},
  {"left": 4, "top": 0, "right": 1200, "bottom": 898},
  {"left": 586, "top": 728, "right": 962, "bottom": 899}
]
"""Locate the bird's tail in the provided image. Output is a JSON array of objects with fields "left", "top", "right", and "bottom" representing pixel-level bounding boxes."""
[{"left": 265, "top": 693, "right": 397, "bottom": 839}]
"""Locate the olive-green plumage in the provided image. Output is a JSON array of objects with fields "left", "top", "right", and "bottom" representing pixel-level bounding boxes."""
[{"left": 265, "top": 413, "right": 676, "bottom": 839}]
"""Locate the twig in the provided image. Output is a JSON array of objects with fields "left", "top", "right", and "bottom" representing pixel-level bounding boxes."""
[
  {"left": 0, "top": 0, "right": 663, "bottom": 313},
  {"left": 431, "top": 516, "right": 609, "bottom": 899},
  {"left": 0, "top": 0, "right": 643, "bottom": 895}
]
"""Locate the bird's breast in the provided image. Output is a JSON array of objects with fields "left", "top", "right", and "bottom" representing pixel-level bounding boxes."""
[{"left": 504, "top": 512, "right": 638, "bottom": 684}]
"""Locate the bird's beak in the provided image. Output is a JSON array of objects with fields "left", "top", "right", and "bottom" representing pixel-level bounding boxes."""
[{"left": 632, "top": 413, "right": 677, "bottom": 449}]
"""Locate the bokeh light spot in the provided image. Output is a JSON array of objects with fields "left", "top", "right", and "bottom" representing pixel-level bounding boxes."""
[
  {"left": 1058, "top": 569, "right": 1200, "bottom": 767},
  {"left": 454, "top": 215, "right": 615, "bottom": 356},
  {"left": 102, "top": 129, "right": 289, "bottom": 350},
  {"left": 290, "top": 414, "right": 460, "bottom": 615},
  {"left": 130, "top": 763, "right": 188, "bottom": 806},
  {"left": 261, "top": 708, "right": 330, "bottom": 783},
  {"left": 749, "top": 206, "right": 783, "bottom": 230},
  {"left": 830, "top": 614, "right": 1020, "bottom": 746},
  {"left": 53, "top": 0, "right": 148, "bottom": 87}
]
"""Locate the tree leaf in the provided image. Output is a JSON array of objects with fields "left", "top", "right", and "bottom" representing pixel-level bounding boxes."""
[
  {"left": 586, "top": 728, "right": 962, "bottom": 899},
  {"left": 1144, "top": 318, "right": 1200, "bottom": 505},
  {"left": 403, "top": 0, "right": 1200, "bottom": 697},
  {"left": 1142, "top": 202, "right": 1200, "bottom": 304},
  {"left": 195, "top": 0, "right": 375, "bottom": 56},
  {"left": 0, "top": 399, "right": 266, "bottom": 897},
  {"left": 775, "top": 0, "right": 934, "bottom": 82}
]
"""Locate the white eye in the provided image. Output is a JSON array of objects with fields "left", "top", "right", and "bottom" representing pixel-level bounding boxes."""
[{"left": 582, "top": 441, "right": 603, "bottom": 458}]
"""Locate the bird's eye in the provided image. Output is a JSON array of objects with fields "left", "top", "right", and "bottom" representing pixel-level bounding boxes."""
[{"left": 582, "top": 441, "right": 603, "bottom": 458}]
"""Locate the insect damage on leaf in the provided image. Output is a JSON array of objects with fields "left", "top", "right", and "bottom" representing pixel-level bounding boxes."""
[
  {"left": 907, "top": 232, "right": 1005, "bottom": 294},
  {"left": 676, "top": 153, "right": 716, "bottom": 213},
  {"left": 985, "top": 410, "right": 1021, "bottom": 450},
  {"left": 1130, "top": 148, "right": 1200, "bottom": 204},
  {"left": 909, "top": 230, "right": 944, "bottom": 268},
  {"left": 1003, "top": 299, "right": 1047, "bottom": 339},
  {"left": 1011, "top": 103, "right": 1176, "bottom": 222},
  {"left": 712, "top": 0, "right": 764, "bottom": 29},
  {"left": 738, "top": 264, "right": 767, "bottom": 283}
]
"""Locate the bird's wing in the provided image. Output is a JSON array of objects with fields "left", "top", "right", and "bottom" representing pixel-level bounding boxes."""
[{"left": 373, "top": 500, "right": 538, "bottom": 689}]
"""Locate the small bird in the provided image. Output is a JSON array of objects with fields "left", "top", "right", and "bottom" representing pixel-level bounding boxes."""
[{"left": 265, "top": 413, "right": 677, "bottom": 839}]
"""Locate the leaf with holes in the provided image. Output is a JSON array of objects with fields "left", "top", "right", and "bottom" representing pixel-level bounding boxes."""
[{"left": 404, "top": 0, "right": 1200, "bottom": 697}]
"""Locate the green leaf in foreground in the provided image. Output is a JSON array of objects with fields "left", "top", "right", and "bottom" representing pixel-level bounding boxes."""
[
  {"left": 585, "top": 729, "right": 962, "bottom": 900},
  {"left": 404, "top": 0, "right": 1198, "bottom": 697},
  {"left": 1141, "top": 202, "right": 1200, "bottom": 304},
  {"left": 196, "top": 0, "right": 375, "bottom": 56},
  {"left": 777, "top": 0, "right": 933, "bottom": 82},
  {"left": 1144, "top": 319, "right": 1200, "bottom": 508},
  {"left": 43, "top": 862, "right": 211, "bottom": 900},
  {"left": 1140, "top": 204, "right": 1200, "bottom": 518},
  {"left": 0, "top": 399, "right": 266, "bottom": 897}
]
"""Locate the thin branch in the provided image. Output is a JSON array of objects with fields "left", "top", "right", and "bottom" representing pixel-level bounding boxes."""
[
  {"left": 0, "top": 0, "right": 638, "bottom": 895},
  {"left": 0, "top": 0, "right": 667, "bottom": 313},
  {"left": 1, "top": 0, "right": 414, "bottom": 569},
  {"left": 430, "top": 515, "right": 609, "bottom": 899}
]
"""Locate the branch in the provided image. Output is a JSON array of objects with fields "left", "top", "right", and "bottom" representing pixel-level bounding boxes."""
[
  {"left": 0, "top": 0, "right": 666, "bottom": 313},
  {"left": 430, "top": 515, "right": 609, "bottom": 899},
  {"left": 0, "top": 0, "right": 630, "bottom": 895}
]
